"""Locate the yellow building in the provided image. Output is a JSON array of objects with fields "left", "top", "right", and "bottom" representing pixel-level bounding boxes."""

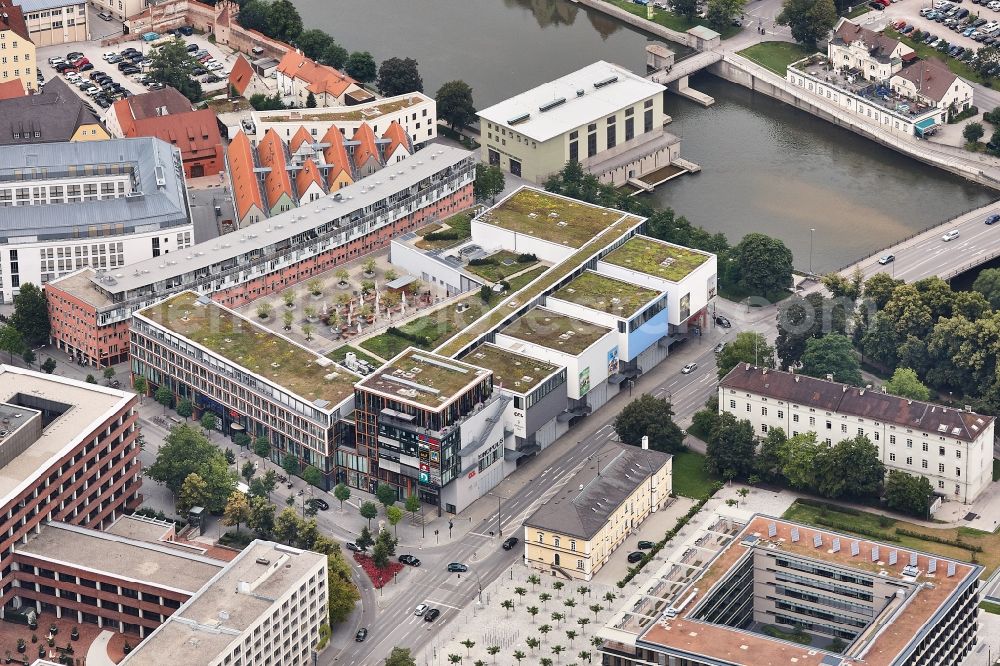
[
  {"left": 0, "top": 4, "right": 36, "bottom": 93},
  {"left": 0, "top": 78, "right": 108, "bottom": 145},
  {"left": 524, "top": 442, "right": 672, "bottom": 582}
]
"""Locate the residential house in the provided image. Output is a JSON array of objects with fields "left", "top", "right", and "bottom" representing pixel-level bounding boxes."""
[
  {"left": 228, "top": 53, "right": 263, "bottom": 98},
  {"left": 106, "top": 87, "right": 224, "bottom": 179},
  {"left": 0, "top": 78, "right": 23, "bottom": 99},
  {"left": 321, "top": 125, "right": 353, "bottom": 191},
  {"left": 381, "top": 120, "right": 412, "bottom": 164},
  {"left": 0, "top": 78, "right": 107, "bottom": 144},
  {"left": 351, "top": 122, "right": 381, "bottom": 177},
  {"left": 295, "top": 157, "right": 325, "bottom": 204},
  {"left": 0, "top": 2, "right": 35, "bottom": 93},
  {"left": 275, "top": 50, "right": 361, "bottom": 107},
  {"left": 891, "top": 57, "right": 974, "bottom": 112},
  {"left": 226, "top": 130, "right": 266, "bottom": 227},
  {"left": 257, "top": 128, "right": 295, "bottom": 215},
  {"left": 828, "top": 18, "right": 914, "bottom": 81}
]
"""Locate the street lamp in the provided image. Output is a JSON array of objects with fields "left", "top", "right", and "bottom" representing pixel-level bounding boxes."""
[{"left": 809, "top": 228, "right": 815, "bottom": 276}]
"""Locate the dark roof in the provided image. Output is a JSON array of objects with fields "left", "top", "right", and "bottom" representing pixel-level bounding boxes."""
[
  {"left": 894, "top": 58, "right": 959, "bottom": 102},
  {"left": 524, "top": 442, "right": 671, "bottom": 540},
  {"left": 120, "top": 87, "right": 192, "bottom": 120},
  {"left": 0, "top": 78, "right": 102, "bottom": 145},
  {"left": 0, "top": 2, "right": 30, "bottom": 42},
  {"left": 719, "top": 365, "right": 993, "bottom": 442},
  {"left": 833, "top": 20, "right": 902, "bottom": 63}
]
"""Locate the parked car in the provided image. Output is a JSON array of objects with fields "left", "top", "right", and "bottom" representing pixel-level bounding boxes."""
[
  {"left": 447, "top": 562, "right": 468, "bottom": 573},
  {"left": 48, "top": 56, "right": 65, "bottom": 65},
  {"left": 878, "top": 254, "right": 895, "bottom": 265},
  {"left": 179, "top": 25, "right": 194, "bottom": 35},
  {"left": 681, "top": 362, "right": 698, "bottom": 374},
  {"left": 713, "top": 342, "right": 725, "bottom": 353},
  {"left": 201, "top": 74, "right": 221, "bottom": 83},
  {"left": 502, "top": 537, "right": 519, "bottom": 550},
  {"left": 147, "top": 80, "right": 165, "bottom": 89},
  {"left": 192, "top": 67, "right": 207, "bottom": 76},
  {"left": 94, "top": 97, "right": 111, "bottom": 109},
  {"left": 345, "top": 541, "right": 364, "bottom": 552},
  {"left": 986, "top": 214, "right": 1000, "bottom": 225},
  {"left": 942, "top": 229, "right": 961, "bottom": 241},
  {"left": 207, "top": 61, "right": 224, "bottom": 71},
  {"left": 187, "top": 43, "right": 199, "bottom": 53},
  {"left": 715, "top": 315, "right": 732, "bottom": 328},
  {"left": 123, "top": 65, "right": 141, "bottom": 75},
  {"left": 638, "top": 540, "right": 655, "bottom": 549},
  {"left": 423, "top": 608, "right": 441, "bottom": 622},
  {"left": 355, "top": 628, "right": 368, "bottom": 642},
  {"left": 414, "top": 604, "right": 428, "bottom": 617},
  {"left": 627, "top": 551, "right": 644, "bottom": 563},
  {"left": 98, "top": 10, "right": 113, "bottom": 20},
  {"left": 307, "top": 498, "right": 329, "bottom": 511},
  {"left": 399, "top": 554, "right": 421, "bottom": 566}
]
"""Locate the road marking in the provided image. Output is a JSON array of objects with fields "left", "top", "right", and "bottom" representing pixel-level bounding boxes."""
[
  {"left": 424, "top": 599, "right": 465, "bottom": 610},
  {"left": 597, "top": 424, "right": 611, "bottom": 433}
]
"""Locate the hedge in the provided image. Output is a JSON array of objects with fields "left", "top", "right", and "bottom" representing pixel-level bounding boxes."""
[
  {"left": 796, "top": 498, "right": 862, "bottom": 516},
  {"left": 895, "top": 528, "right": 983, "bottom": 552},
  {"left": 424, "top": 230, "right": 461, "bottom": 241},
  {"left": 813, "top": 516, "right": 899, "bottom": 542}
]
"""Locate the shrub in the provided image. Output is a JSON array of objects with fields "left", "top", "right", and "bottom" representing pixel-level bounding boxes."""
[
  {"left": 516, "top": 253, "right": 537, "bottom": 263},
  {"left": 467, "top": 257, "right": 494, "bottom": 266},
  {"left": 895, "top": 528, "right": 984, "bottom": 552},
  {"left": 424, "top": 230, "right": 461, "bottom": 241},
  {"left": 812, "top": 516, "right": 899, "bottom": 542},
  {"left": 795, "top": 498, "right": 862, "bottom": 516}
]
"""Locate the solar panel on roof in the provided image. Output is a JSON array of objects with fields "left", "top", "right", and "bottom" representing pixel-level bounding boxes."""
[
  {"left": 790, "top": 528, "right": 799, "bottom": 542},
  {"left": 947, "top": 562, "right": 956, "bottom": 577},
  {"left": 928, "top": 559, "right": 937, "bottom": 574},
  {"left": 910, "top": 552, "right": 918, "bottom": 567},
  {"left": 831, "top": 538, "right": 841, "bottom": 553},
  {"left": 888, "top": 550, "right": 897, "bottom": 566},
  {"left": 851, "top": 541, "right": 860, "bottom": 556},
  {"left": 871, "top": 546, "right": 880, "bottom": 562},
  {"left": 813, "top": 534, "right": 823, "bottom": 548},
  {"left": 767, "top": 522, "right": 777, "bottom": 538}
]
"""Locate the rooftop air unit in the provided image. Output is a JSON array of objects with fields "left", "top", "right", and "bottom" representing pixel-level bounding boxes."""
[
  {"left": 594, "top": 75, "right": 619, "bottom": 89},
  {"left": 539, "top": 97, "right": 566, "bottom": 113},
  {"left": 508, "top": 112, "right": 530, "bottom": 125}
]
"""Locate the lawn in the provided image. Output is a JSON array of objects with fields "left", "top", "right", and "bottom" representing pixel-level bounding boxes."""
[
  {"left": 464, "top": 250, "right": 539, "bottom": 283},
  {"left": 326, "top": 344, "right": 386, "bottom": 367},
  {"left": 783, "top": 500, "right": 1000, "bottom": 575},
  {"left": 359, "top": 291, "right": 494, "bottom": 359},
  {"left": 603, "top": 0, "right": 741, "bottom": 39},
  {"left": 738, "top": 41, "right": 814, "bottom": 76},
  {"left": 762, "top": 624, "right": 812, "bottom": 645},
  {"left": 887, "top": 29, "right": 990, "bottom": 86},
  {"left": 982, "top": 601, "right": 1000, "bottom": 614},
  {"left": 845, "top": 5, "right": 871, "bottom": 18},
  {"left": 993, "top": 458, "right": 999, "bottom": 482},
  {"left": 506, "top": 265, "right": 548, "bottom": 292},
  {"left": 672, "top": 450, "right": 719, "bottom": 500},
  {"left": 414, "top": 211, "right": 474, "bottom": 250}
]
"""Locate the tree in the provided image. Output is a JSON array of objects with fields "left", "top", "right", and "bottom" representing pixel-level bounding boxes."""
[
  {"left": 964, "top": 121, "right": 985, "bottom": 145},
  {"left": 777, "top": 0, "right": 837, "bottom": 48},
  {"left": 377, "top": 57, "right": 423, "bottom": 96},
  {"left": 200, "top": 411, "right": 217, "bottom": 434},
  {"left": 40, "top": 357, "right": 56, "bottom": 374},
  {"left": 359, "top": 501, "right": 378, "bottom": 529},
  {"left": 815, "top": 435, "right": 885, "bottom": 499},
  {"left": 19, "top": 348, "right": 34, "bottom": 368},
  {"left": 85, "top": 374, "right": 97, "bottom": 384},
  {"left": 385, "top": 648, "right": 417, "bottom": 666},
  {"left": 372, "top": 537, "right": 391, "bottom": 568},
  {"left": 731, "top": 233, "right": 793, "bottom": 297},
  {"left": 717, "top": 332, "right": 775, "bottom": 379},
  {"left": 674, "top": 0, "right": 697, "bottom": 18},
  {"left": 334, "top": 483, "right": 351, "bottom": 509},
  {"left": 241, "top": 461, "right": 255, "bottom": 484},
  {"left": 274, "top": 507, "right": 301, "bottom": 545},
  {"left": 376, "top": 483, "right": 397, "bottom": 510},
  {"left": 249, "top": 93, "right": 284, "bottom": 111},
  {"left": 146, "top": 424, "right": 235, "bottom": 511},
  {"left": 800, "top": 334, "right": 862, "bottom": 385},
  {"left": 527, "top": 606, "right": 540, "bottom": 623},
  {"left": 706, "top": 412, "right": 757, "bottom": 479},
  {"left": 386, "top": 505, "right": 403, "bottom": 536},
  {"left": 282, "top": 454, "right": 299, "bottom": 476},
  {"left": 148, "top": 38, "right": 202, "bottom": 102},
  {"left": 405, "top": 493, "right": 420, "bottom": 518},
  {"left": 176, "top": 399, "right": 193, "bottom": 419},
  {"left": 322, "top": 42, "right": 348, "bottom": 69},
  {"left": 133, "top": 375, "right": 148, "bottom": 397},
  {"left": 973, "top": 267, "right": 1000, "bottom": 309},
  {"left": 775, "top": 293, "right": 846, "bottom": 369},
  {"left": 9, "top": 283, "right": 49, "bottom": 347},
  {"left": 755, "top": 427, "right": 787, "bottom": 482},
  {"left": 474, "top": 163, "right": 506, "bottom": 204},
  {"left": 253, "top": 436, "right": 270, "bottom": 460},
  {"left": 346, "top": 51, "right": 377, "bottom": 83},
  {"left": 294, "top": 28, "right": 333, "bottom": 60},
  {"left": 328, "top": 547, "right": 360, "bottom": 623},
  {"left": 526, "top": 637, "right": 540, "bottom": 652},
  {"left": 248, "top": 496, "right": 275, "bottom": 536},
  {"left": 460, "top": 639, "right": 476, "bottom": 657},
  {"left": 0, "top": 325, "right": 24, "bottom": 363},
  {"left": 707, "top": 0, "right": 745, "bottom": 30},
  {"left": 155, "top": 386, "right": 173, "bottom": 411},
  {"left": 298, "top": 465, "right": 320, "bottom": 488},
  {"left": 103, "top": 367, "right": 116, "bottom": 383},
  {"left": 884, "top": 367, "right": 931, "bottom": 401},
  {"left": 177, "top": 473, "right": 208, "bottom": 515},
  {"left": 612, "top": 394, "right": 685, "bottom": 453},
  {"left": 264, "top": 0, "right": 302, "bottom": 41},
  {"left": 223, "top": 492, "right": 251, "bottom": 532},
  {"left": 437, "top": 80, "right": 476, "bottom": 130},
  {"left": 884, "top": 470, "right": 934, "bottom": 517},
  {"left": 779, "top": 433, "right": 823, "bottom": 490},
  {"left": 306, "top": 91, "right": 317, "bottom": 108},
  {"left": 356, "top": 525, "right": 375, "bottom": 551}
]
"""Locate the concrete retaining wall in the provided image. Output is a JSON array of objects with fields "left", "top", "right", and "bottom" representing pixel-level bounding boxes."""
[
  {"left": 709, "top": 55, "right": 1000, "bottom": 192},
  {"left": 571, "top": 0, "right": 694, "bottom": 48}
]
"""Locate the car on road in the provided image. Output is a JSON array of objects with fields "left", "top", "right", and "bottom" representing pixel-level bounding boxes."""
[
  {"left": 627, "top": 551, "right": 644, "bottom": 563},
  {"left": 942, "top": 229, "right": 961, "bottom": 241},
  {"left": 355, "top": 628, "right": 368, "bottom": 642},
  {"left": 307, "top": 498, "right": 329, "bottom": 511},
  {"left": 713, "top": 342, "right": 725, "bottom": 354},
  {"left": 414, "top": 604, "right": 429, "bottom": 616},
  {"left": 986, "top": 214, "right": 1000, "bottom": 225},
  {"left": 715, "top": 315, "right": 731, "bottom": 328},
  {"left": 447, "top": 562, "right": 468, "bottom": 573},
  {"left": 502, "top": 536, "right": 519, "bottom": 550},
  {"left": 681, "top": 362, "right": 698, "bottom": 375},
  {"left": 98, "top": 10, "right": 113, "bottom": 20},
  {"left": 878, "top": 254, "right": 894, "bottom": 265},
  {"left": 424, "top": 608, "right": 441, "bottom": 622},
  {"left": 399, "top": 554, "right": 421, "bottom": 566},
  {"left": 345, "top": 542, "right": 364, "bottom": 553},
  {"left": 638, "top": 540, "right": 655, "bottom": 549}
]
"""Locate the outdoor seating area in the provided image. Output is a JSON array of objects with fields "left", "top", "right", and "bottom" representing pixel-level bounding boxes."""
[
  {"left": 0, "top": 611, "right": 133, "bottom": 665},
  {"left": 791, "top": 56, "right": 936, "bottom": 118}
]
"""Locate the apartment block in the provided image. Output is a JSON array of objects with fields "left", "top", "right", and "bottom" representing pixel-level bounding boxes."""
[
  {"left": 600, "top": 515, "right": 981, "bottom": 666},
  {"left": 15, "top": 0, "right": 86, "bottom": 47},
  {"left": 0, "top": 2, "right": 35, "bottom": 93},
  {"left": 718, "top": 365, "right": 994, "bottom": 503}
]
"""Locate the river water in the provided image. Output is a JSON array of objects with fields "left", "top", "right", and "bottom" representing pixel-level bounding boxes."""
[{"left": 294, "top": 0, "right": 996, "bottom": 272}]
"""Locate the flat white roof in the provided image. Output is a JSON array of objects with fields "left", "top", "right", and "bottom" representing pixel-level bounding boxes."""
[{"left": 476, "top": 61, "right": 664, "bottom": 143}]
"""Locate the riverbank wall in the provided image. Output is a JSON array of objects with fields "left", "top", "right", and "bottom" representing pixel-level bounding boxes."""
[
  {"left": 571, "top": 0, "right": 696, "bottom": 48},
  {"left": 709, "top": 54, "right": 1000, "bottom": 192}
]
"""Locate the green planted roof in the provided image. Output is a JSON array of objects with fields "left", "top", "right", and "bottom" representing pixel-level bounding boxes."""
[
  {"left": 477, "top": 188, "right": 624, "bottom": 248},
  {"left": 602, "top": 235, "right": 710, "bottom": 282},
  {"left": 551, "top": 271, "right": 661, "bottom": 318}
]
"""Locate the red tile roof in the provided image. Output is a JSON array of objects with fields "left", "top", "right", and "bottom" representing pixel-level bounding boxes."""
[
  {"left": 351, "top": 123, "right": 380, "bottom": 170},
  {"left": 381, "top": 120, "right": 410, "bottom": 158},
  {"left": 227, "top": 131, "right": 265, "bottom": 221},
  {"left": 0, "top": 79, "right": 25, "bottom": 100},
  {"left": 118, "top": 107, "right": 222, "bottom": 164},
  {"left": 228, "top": 54, "right": 256, "bottom": 97},
  {"left": 289, "top": 125, "right": 313, "bottom": 154},
  {"left": 0, "top": 2, "right": 31, "bottom": 43},
  {"left": 295, "top": 157, "right": 325, "bottom": 200},
  {"left": 257, "top": 128, "right": 294, "bottom": 209},
  {"left": 895, "top": 58, "right": 960, "bottom": 102},
  {"left": 321, "top": 125, "right": 352, "bottom": 186},
  {"left": 117, "top": 87, "right": 191, "bottom": 121},
  {"left": 276, "top": 51, "right": 357, "bottom": 99}
]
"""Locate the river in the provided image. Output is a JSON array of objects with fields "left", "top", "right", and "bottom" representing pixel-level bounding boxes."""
[{"left": 293, "top": 0, "right": 997, "bottom": 272}]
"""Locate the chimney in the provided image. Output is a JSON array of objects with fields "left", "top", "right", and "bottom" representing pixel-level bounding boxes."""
[
  {"left": 794, "top": 376, "right": 800, "bottom": 383},
  {"left": 745, "top": 363, "right": 751, "bottom": 371},
  {"left": 641, "top": 435, "right": 649, "bottom": 450},
  {"left": 965, "top": 404, "right": 973, "bottom": 412},
  {"left": 826, "top": 374, "right": 834, "bottom": 382},
  {"left": 860, "top": 389, "right": 865, "bottom": 396},
  {"left": 882, "top": 386, "right": 887, "bottom": 394},
  {"left": 762, "top": 369, "right": 767, "bottom": 375},
  {"left": 843, "top": 386, "right": 848, "bottom": 393}
]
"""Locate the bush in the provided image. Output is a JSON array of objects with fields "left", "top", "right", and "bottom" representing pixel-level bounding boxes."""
[
  {"left": 895, "top": 528, "right": 983, "bottom": 552},
  {"left": 467, "top": 257, "right": 494, "bottom": 266},
  {"left": 385, "top": 326, "right": 432, "bottom": 347},
  {"left": 795, "top": 498, "right": 862, "bottom": 516},
  {"left": 813, "top": 516, "right": 899, "bottom": 542},
  {"left": 423, "top": 230, "right": 461, "bottom": 241},
  {"left": 516, "top": 253, "right": 537, "bottom": 263}
]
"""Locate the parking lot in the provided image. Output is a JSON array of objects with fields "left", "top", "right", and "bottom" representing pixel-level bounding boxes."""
[{"left": 36, "top": 33, "right": 235, "bottom": 115}]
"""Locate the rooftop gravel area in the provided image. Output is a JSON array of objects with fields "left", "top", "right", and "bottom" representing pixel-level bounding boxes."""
[
  {"left": 551, "top": 271, "right": 660, "bottom": 317},
  {"left": 499, "top": 307, "right": 612, "bottom": 356},
  {"left": 477, "top": 188, "right": 624, "bottom": 248},
  {"left": 260, "top": 96, "right": 420, "bottom": 122},
  {"left": 140, "top": 291, "right": 356, "bottom": 408},
  {"left": 358, "top": 347, "right": 491, "bottom": 409},
  {"left": 465, "top": 343, "right": 561, "bottom": 394},
  {"left": 602, "top": 235, "right": 709, "bottom": 282}
]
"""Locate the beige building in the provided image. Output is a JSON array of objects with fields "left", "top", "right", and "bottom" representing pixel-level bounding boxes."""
[
  {"left": 719, "top": 365, "right": 995, "bottom": 503},
  {"left": 828, "top": 18, "right": 913, "bottom": 82},
  {"left": 0, "top": 4, "right": 36, "bottom": 93},
  {"left": 90, "top": 0, "right": 143, "bottom": 21},
  {"left": 18, "top": 0, "right": 86, "bottom": 47},
  {"left": 477, "top": 61, "right": 678, "bottom": 186},
  {"left": 524, "top": 441, "right": 672, "bottom": 581}
]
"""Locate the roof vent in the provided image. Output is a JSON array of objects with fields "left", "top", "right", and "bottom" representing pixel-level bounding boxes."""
[
  {"left": 539, "top": 97, "right": 566, "bottom": 113},
  {"left": 594, "top": 75, "right": 619, "bottom": 89},
  {"left": 576, "top": 88, "right": 585, "bottom": 97}
]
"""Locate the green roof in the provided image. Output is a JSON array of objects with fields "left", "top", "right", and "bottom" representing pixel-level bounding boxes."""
[
  {"left": 477, "top": 188, "right": 624, "bottom": 249},
  {"left": 499, "top": 307, "right": 612, "bottom": 356},
  {"left": 357, "top": 347, "right": 491, "bottom": 410},
  {"left": 465, "top": 343, "right": 562, "bottom": 394},
  {"left": 551, "top": 271, "right": 661, "bottom": 318},
  {"left": 602, "top": 235, "right": 710, "bottom": 282},
  {"left": 140, "top": 292, "right": 357, "bottom": 408}
]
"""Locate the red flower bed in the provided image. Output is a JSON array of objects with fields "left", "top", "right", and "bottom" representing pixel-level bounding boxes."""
[{"left": 353, "top": 552, "right": 404, "bottom": 588}]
